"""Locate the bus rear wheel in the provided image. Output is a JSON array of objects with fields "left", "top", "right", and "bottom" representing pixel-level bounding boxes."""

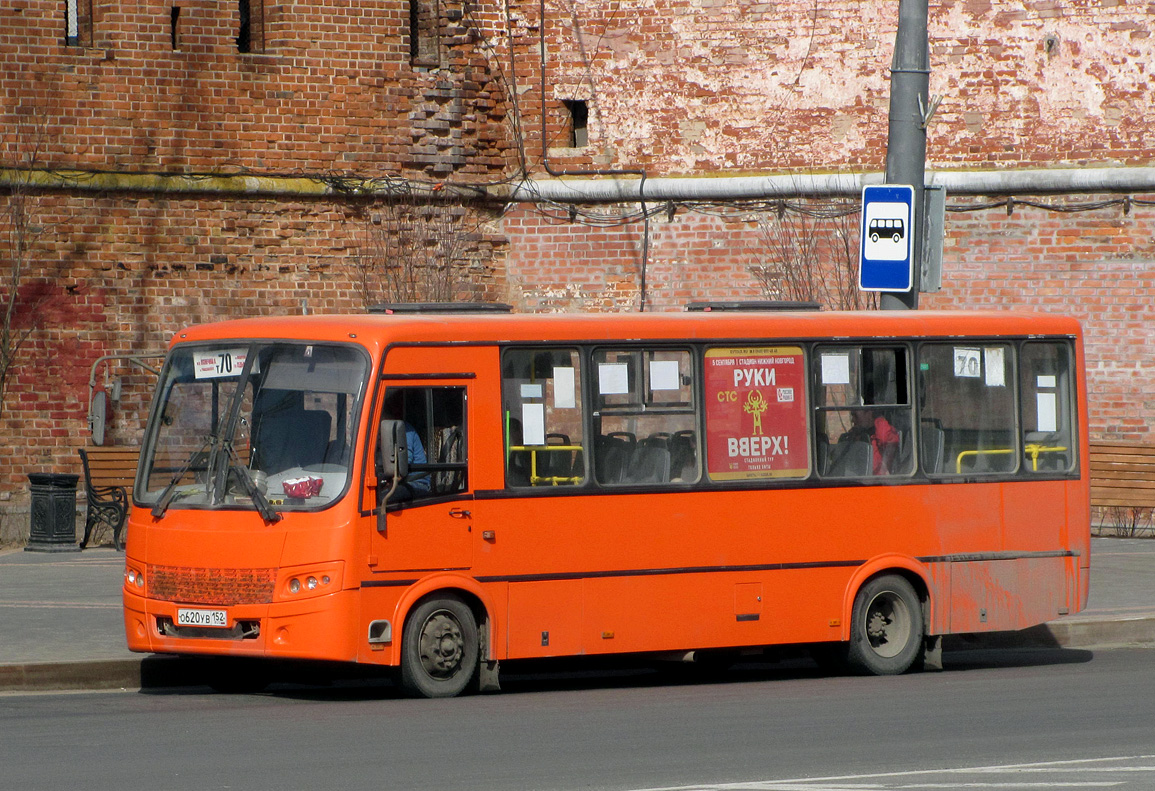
[
  {"left": 400, "top": 595, "right": 479, "bottom": 698},
  {"left": 847, "top": 575, "right": 923, "bottom": 676}
]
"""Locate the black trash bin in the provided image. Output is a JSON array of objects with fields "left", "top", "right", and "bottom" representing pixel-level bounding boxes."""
[{"left": 25, "top": 473, "right": 81, "bottom": 553}]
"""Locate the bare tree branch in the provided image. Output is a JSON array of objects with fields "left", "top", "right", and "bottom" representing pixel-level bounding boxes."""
[
  {"left": 350, "top": 189, "right": 487, "bottom": 309},
  {"left": 0, "top": 122, "right": 48, "bottom": 417},
  {"left": 751, "top": 198, "right": 878, "bottom": 311}
]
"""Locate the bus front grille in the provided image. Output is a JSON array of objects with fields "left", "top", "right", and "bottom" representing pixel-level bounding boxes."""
[{"left": 149, "top": 565, "right": 277, "bottom": 605}]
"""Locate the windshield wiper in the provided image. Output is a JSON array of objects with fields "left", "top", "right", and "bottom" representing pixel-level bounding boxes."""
[
  {"left": 150, "top": 437, "right": 213, "bottom": 518},
  {"left": 224, "top": 441, "right": 281, "bottom": 524}
]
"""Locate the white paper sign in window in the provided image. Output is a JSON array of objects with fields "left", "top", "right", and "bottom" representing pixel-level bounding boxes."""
[
  {"left": 649, "top": 360, "right": 681, "bottom": 391},
  {"left": 1036, "top": 393, "right": 1058, "bottom": 433},
  {"left": 520, "top": 383, "right": 543, "bottom": 400},
  {"left": 820, "top": 354, "right": 851, "bottom": 385},
  {"left": 954, "top": 348, "right": 981, "bottom": 378},
  {"left": 984, "top": 347, "right": 1006, "bottom": 387},
  {"left": 554, "top": 367, "right": 576, "bottom": 409},
  {"left": 522, "top": 403, "right": 546, "bottom": 446},
  {"left": 598, "top": 363, "right": 630, "bottom": 395}
]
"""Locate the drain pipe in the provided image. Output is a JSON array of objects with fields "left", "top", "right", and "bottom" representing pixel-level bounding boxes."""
[{"left": 502, "top": 167, "right": 1155, "bottom": 203}]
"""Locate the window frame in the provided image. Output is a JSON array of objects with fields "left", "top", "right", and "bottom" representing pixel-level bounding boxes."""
[
  {"left": 379, "top": 384, "right": 469, "bottom": 506},
  {"left": 495, "top": 334, "right": 1081, "bottom": 496},
  {"left": 591, "top": 346, "right": 699, "bottom": 487},
  {"left": 812, "top": 343, "right": 914, "bottom": 480}
]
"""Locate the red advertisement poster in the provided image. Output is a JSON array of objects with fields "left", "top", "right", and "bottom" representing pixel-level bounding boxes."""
[{"left": 704, "top": 346, "right": 809, "bottom": 480}]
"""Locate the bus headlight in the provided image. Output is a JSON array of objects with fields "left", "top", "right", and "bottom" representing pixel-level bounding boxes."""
[
  {"left": 278, "top": 562, "right": 343, "bottom": 600},
  {"left": 124, "top": 566, "right": 146, "bottom": 593}
]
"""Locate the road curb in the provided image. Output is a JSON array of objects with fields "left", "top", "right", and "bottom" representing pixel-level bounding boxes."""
[
  {"left": 0, "top": 658, "right": 143, "bottom": 693},
  {"left": 944, "top": 615, "right": 1155, "bottom": 651}
]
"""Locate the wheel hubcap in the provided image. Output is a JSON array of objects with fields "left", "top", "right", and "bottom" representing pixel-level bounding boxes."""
[
  {"left": 418, "top": 610, "right": 465, "bottom": 679},
  {"left": 864, "top": 591, "right": 912, "bottom": 658}
]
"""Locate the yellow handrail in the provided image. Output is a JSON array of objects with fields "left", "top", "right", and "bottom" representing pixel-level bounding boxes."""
[
  {"left": 955, "top": 444, "right": 1068, "bottom": 474},
  {"left": 508, "top": 444, "right": 584, "bottom": 485}
]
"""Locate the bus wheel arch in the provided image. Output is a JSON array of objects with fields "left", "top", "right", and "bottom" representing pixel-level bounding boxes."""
[
  {"left": 394, "top": 580, "right": 497, "bottom": 698},
  {"left": 398, "top": 592, "right": 480, "bottom": 698},
  {"left": 846, "top": 571, "right": 926, "bottom": 675}
]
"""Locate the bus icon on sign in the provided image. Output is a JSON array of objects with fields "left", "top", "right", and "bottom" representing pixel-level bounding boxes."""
[
  {"left": 868, "top": 217, "right": 905, "bottom": 244},
  {"left": 861, "top": 198, "right": 911, "bottom": 263}
]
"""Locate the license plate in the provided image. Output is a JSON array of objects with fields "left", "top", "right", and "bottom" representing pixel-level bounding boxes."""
[{"left": 177, "top": 608, "right": 228, "bottom": 628}]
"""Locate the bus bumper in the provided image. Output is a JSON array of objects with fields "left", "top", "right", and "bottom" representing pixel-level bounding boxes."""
[{"left": 123, "top": 588, "right": 361, "bottom": 663}]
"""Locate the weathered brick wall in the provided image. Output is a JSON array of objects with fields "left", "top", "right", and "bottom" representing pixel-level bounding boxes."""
[
  {"left": 527, "top": 0, "right": 1155, "bottom": 174},
  {"left": 1, "top": 0, "right": 514, "bottom": 175},
  {"left": 1, "top": 0, "right": 518, "bottom": 525}
]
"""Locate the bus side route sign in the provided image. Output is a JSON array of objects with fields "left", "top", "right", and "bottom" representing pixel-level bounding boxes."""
[{"left": 859, "top": 184, "right": 915, "bottom": 292}]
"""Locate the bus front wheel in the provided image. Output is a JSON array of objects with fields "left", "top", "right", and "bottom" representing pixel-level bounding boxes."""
[
  {"left": 847, "top": 575, "right": 923, "bottom": 676},
  {"left": 400, "top": 594, "right": 479, "bottom": 698}
]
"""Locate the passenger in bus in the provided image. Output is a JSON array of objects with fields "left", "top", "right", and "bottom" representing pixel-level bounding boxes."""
[
  {"left": 840, "top": 410, "right": 900, "bottom": 475},
  {"left": 382, "top": 393, "right": 431, "bottom": 501}
]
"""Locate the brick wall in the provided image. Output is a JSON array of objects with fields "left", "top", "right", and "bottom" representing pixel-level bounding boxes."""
[
  {"left": 1, "top": 0, "right": 514, "bottom": 175},
  {"left": 529, "top": 0, "right": 1155, "bottom": 174}
]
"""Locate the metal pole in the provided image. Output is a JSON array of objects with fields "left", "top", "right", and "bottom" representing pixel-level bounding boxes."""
[{"left": 880, "top": 0, "right": 930, "bottom": 311}]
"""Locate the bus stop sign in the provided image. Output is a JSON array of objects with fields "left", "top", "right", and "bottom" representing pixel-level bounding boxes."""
[{"left": 859, "top": 184, "right": 915, "bottom": 292}]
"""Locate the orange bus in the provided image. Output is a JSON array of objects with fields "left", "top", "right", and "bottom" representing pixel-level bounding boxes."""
[{"left": 123, "top": 306, "right": 1090, "bottom": 696}]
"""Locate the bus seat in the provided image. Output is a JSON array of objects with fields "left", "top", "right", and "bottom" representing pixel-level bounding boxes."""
[
  {"left": 323, "top": 437, "right": 350, "bottom": 465},
  {"left": 435, "top": 426, "right": 464, "bottom": 493},
  {"left": 255, "top": 402, "right": 332, "bottom": 474},
  {"left": 920, "top": 420, "right": 945, "bottom": 474},
  {"left": 606, "top": 431, "right": 636, "bottom": 450},
  {"left": 669, "top": 430, "right": 697, "bottom": 481},
  {"left": 827, "top": 441, "right": 872, "bottom": 477},
  {"left": 538, "top": 433, "right": 575, "bottom": 480},
  {"left": 627, "top": 444, "right": 671, "bottom": 484},
  {"left": 595, "top": 435, "right": 630, "bottom": 484},
  {"left": 505, "top": 418, "right": 531, "bottom": 487},
  {"left": 894, "top": 431, "right": 913, "bottom": 474}
]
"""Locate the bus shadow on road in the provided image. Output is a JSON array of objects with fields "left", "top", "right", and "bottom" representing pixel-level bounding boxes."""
[
  {"left": 137, "top": 644, "right": 1094, "bottom": 701},
  {"left": 941, "top": 646, "right": 1095, "bottom": 672}
]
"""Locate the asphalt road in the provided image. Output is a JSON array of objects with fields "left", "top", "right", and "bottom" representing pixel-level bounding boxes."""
[{"left": 3, "top": 647, "right": 1154, "bottom": 791}]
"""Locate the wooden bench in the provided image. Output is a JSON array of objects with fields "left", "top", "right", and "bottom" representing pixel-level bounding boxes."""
[
  {"left": 1089, "top": 442, "right": 1155, "bottom": 534},
  {"left": 78, "top": 446, "right": 140, "bottom": 550}
]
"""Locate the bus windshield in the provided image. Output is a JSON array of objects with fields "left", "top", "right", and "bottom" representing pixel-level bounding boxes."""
[{"left": 136, "top": 342, "right": 368, "bottom": 515}]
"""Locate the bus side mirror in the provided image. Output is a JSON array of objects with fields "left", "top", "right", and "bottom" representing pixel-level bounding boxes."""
[{"left": 378, "top": 419, "right": 409, "bottom": 481}]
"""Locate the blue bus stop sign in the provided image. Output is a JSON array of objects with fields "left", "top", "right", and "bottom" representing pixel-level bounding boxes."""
[{"left": 859, "top": 184, "right": 915, "bottom": 292}]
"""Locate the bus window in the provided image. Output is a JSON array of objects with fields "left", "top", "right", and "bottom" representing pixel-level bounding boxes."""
[
  {"left": 704, "top": 345, "right": 809, "bottom": 482},
  {"left": 138, "top": 343, "right": 368, "bottom": 512},
  {"left": 1020, "top": 342, "right": 1076, "bottom": 473},
  {"left": 918, "top": 343, "right": 1017, "bottom": 475},
  {"left": 379, "top": 386, "right": 467, "bottom": 501},
  {"left": 502, "top": 349, "right": 585, "bottom": 487},
  {"left": 814, "top": 346, "right": 912, "bottom": 478},
  {"left": 594, "top": 349, "right": 697, "bottom": 485}
]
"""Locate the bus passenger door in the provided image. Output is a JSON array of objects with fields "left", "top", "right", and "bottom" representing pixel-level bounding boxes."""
[{"left": 370, "top": 383, "right": 473, "bottom": 572}]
